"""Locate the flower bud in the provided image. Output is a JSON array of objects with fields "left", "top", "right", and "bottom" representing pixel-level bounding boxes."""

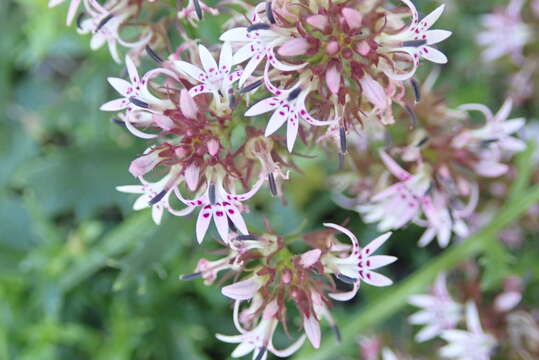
[
  {"left": 278, "top": 38, "right": 309, "bottom": 57},
  {"left": 207, "top": 138, "right": 220, "bottom": 156},
  {"left": 128, "top": 151, "right": 162, "bottom": 177}
]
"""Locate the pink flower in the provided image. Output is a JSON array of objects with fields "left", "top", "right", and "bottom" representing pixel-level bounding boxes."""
[{"left": 321, "top": 223, "right": 397, "bottom": 301}]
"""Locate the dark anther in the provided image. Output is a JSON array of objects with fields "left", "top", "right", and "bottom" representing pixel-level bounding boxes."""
[
  {"left": 266, "top": 2, "right": 276, "bottom": 24},
  {"left": 339, "top": 127, "right": 347, "bottom": 153},
  {"left": 338, "top": 152, "right": 345, "bottom": 170},
  {"left": 229, "top": 94, "right": 237, "bottom": 109},
  {"left": 402, "top": 39, "right": 427, "bottom": 47},
  {"left": 287, "top": 87, "right": 301, "bottom": 101},
  {"left": 404, "top": 105, "right": 417, "bottom": 129},
  {"left": 146, "top": 45, "right": 163, "bottom": 64},
  {"left": 247, "top": 23, "right": 271, "bottom": 32},
  {"left": 268, "top": 173, "right": 278, "bottom": 196},
  {"left": 95, "top": 13, "right": 114, "bottom": 32},
  {"left": 129, "top": 97, "right": 150, "bottom": 109},
  {"left": 217, "top": 89, "right": 224, "bottom": 97},
  {"left": 255, "top": 347, "right": 267, "bottom": 360},
  {"left": 233, "top": 234, "right": 259, "bottom": 241},
  {"left": 228, "top": 217, "right": 238, "bottom": 233},
  {"left": 112, "top": 118, "right": 126, "bottom": 127},
  {"left": 336, "top": 273, "right": 358, "bottom": 284},
  {"left": 208, "top": 183, "right": 216, "bottom": 205},
  {"left": 416, "top": 136, "right": 429, "bottom": 147},
  {"left": 149, "top": 190, "right": 167, "bottom": 205},
  {"left": 76, "top": 12, "right": 85, "bottom": 30},
  {"left": 240, "top": 80, "right": 263, "bottom": 93},
  {"left": 411, "top": 78, "right": 421, "bottom": 103},
  {"left": 332, "top": 324, "right": 342, "bottom": 343},
  {"left": 180, "top": 272, "right": 202, "bottom": 280},
  {"left": 480, "top": 138, "right": 498, "bottom": 148},
  {"left": 193, "top": 0, "right": 203, "bottom": 20}
]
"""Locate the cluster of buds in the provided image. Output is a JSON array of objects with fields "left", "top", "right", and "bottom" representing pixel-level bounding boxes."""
[{"left": 182, "top": 223, "right": 396, "bottom": 358}]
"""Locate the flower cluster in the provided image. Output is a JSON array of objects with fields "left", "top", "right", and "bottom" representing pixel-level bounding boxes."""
[
  {"left": 333, "top": 71, "right": 526, "bottom": 248},
  {"left": 49, "top": 0, "right": 533, "bottom": 358},
  {"left": 183, "top": 223, "right": 396, "bottom": 358}
]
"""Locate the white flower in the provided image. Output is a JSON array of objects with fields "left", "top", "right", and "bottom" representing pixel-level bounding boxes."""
[
  {"left": 176, "top": 174, "right": 264, "bottom": 243},
  {"left": 245, "top": 82, "right": 333, "bottom": 152},
  {"left": 174, "top": 43, "right": 242, "bottom": 112},
  {"left": 220, "top": 21, "right": 306, "bottom": 87},
  {"left": 78, "top": 0, "right": 149, "bottom": 63},
  {"left": 477, "top": 0, "right": 532, "bottom": 64},
  {"left": 217, "top": 301, "right": 306, "bottom": 360},
  {"left": 381, "top": 0, "right": 451, "bottom": 80},
  {"left": 116, "top": 166, "right": 192, "bottom": 225},
  {"left": 408, "top": 273, "right": 463, "bottom": 342},
  {"left": 321, "top": 223, "right": 397, "bottom": 301},
  {"left": 48, "top": 0, "right": 81, "bottom": 25},
  {"left": 440, "top": 302, "right": 497, "bottom": 360}
]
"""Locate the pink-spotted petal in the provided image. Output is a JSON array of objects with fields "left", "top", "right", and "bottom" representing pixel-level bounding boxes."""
[
  {"left": 125, "top": 55, "right": 139, "bottom": 84},
  {"left": 107, "top": 77, "right": 132, "bottom": 97},
  {"left": 361, "top": 270, "right": 393, "bottom": 287},
  {"left": 100, "top": 98, "right": 128, "bottom": 111},
  {"left": 418, "top": 4, "right": 445, "bottom": 31},
  {"left": 174, "top": 60, "right": 206, "bottom": 83},
  {"left": 219, "top": 42, "right": 233, "bottom": 74},
  {"left": 212, "top": 205, "right": 230, "bottom": 242},
  {"left": 245, "top": 97, "right": 281, "bottom": 117},
  {"left": 364, "top": 255, "right": 398, "bottom": 269},
  {"left": 238, "top": 53, "right": 264, "bottom": 87},
  {"left": 225, "top": 203, "right": 248, "bottom": 234},
  {"left": 379, "top": 150, "right": 411, "bottom": 180},
  {"left": 420, "top": 46, "right": 448, "bottom": 64},
  {"left": 196, "top": 206, "right": 213, "bottom": 243},
  {"left": 361, "top": 232, "right": 392, "bottom": 257},
  {"left": 233, "top": 42, "right": 259, "bottom": 64},
  {"left": 286, "top": 112, "right": 299, "bottom": 152},
  {"left": 198, "top": 44, "right": 218, "bottom": 75},
  {"left": 266, "top": 47, "right": 307, "bottom": 72},
  {"left": 188, "top": 84, "right": 212, "bottom": 97},
  {"left": 219, "top": 27, "right": 249, "bottom": 42},
  {"left": 265, "top": 106, "right": 289, "bottom": 136}
]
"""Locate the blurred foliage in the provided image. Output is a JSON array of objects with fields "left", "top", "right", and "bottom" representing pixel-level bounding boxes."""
[{"left": 1, "top": 0, "right": 538, "bottom": 359}]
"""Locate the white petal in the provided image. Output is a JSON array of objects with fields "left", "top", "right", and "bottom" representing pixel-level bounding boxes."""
[
  {"left": 198, "top": 44, "right": 219, "bottom": 75},
  {"left": 421, "top": 46, "right": 448, "bottom": 64},
  {"left": 245, "top": 97, "right": 281, "bottom": 117}
]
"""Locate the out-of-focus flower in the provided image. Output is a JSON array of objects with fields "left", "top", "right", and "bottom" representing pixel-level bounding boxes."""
[
  {"left": 408, "top": 273, "right": 462, "bottom": 342},
  {"left": 477, "top": 0, "right": 532, "bottom": 64},
  {"left": 440, "top": 302, "right": 497, "bottom": 360},
  {"left": 48, "top": 0, "right": 81, "bottom": 25}
]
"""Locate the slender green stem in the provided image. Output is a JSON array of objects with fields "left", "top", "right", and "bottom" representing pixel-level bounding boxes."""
[{"left": 295, "top": 184, "right": 539, "bottom": 360}]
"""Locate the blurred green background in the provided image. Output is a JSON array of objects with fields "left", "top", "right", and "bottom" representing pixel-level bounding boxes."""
[{"left": 1, "top": 0, "right": 538, "bottom": 359}]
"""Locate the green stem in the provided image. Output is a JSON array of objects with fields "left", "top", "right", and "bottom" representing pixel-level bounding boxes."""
[{"left": 295, "top": 184, "right": 539, "bottom": 360}]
